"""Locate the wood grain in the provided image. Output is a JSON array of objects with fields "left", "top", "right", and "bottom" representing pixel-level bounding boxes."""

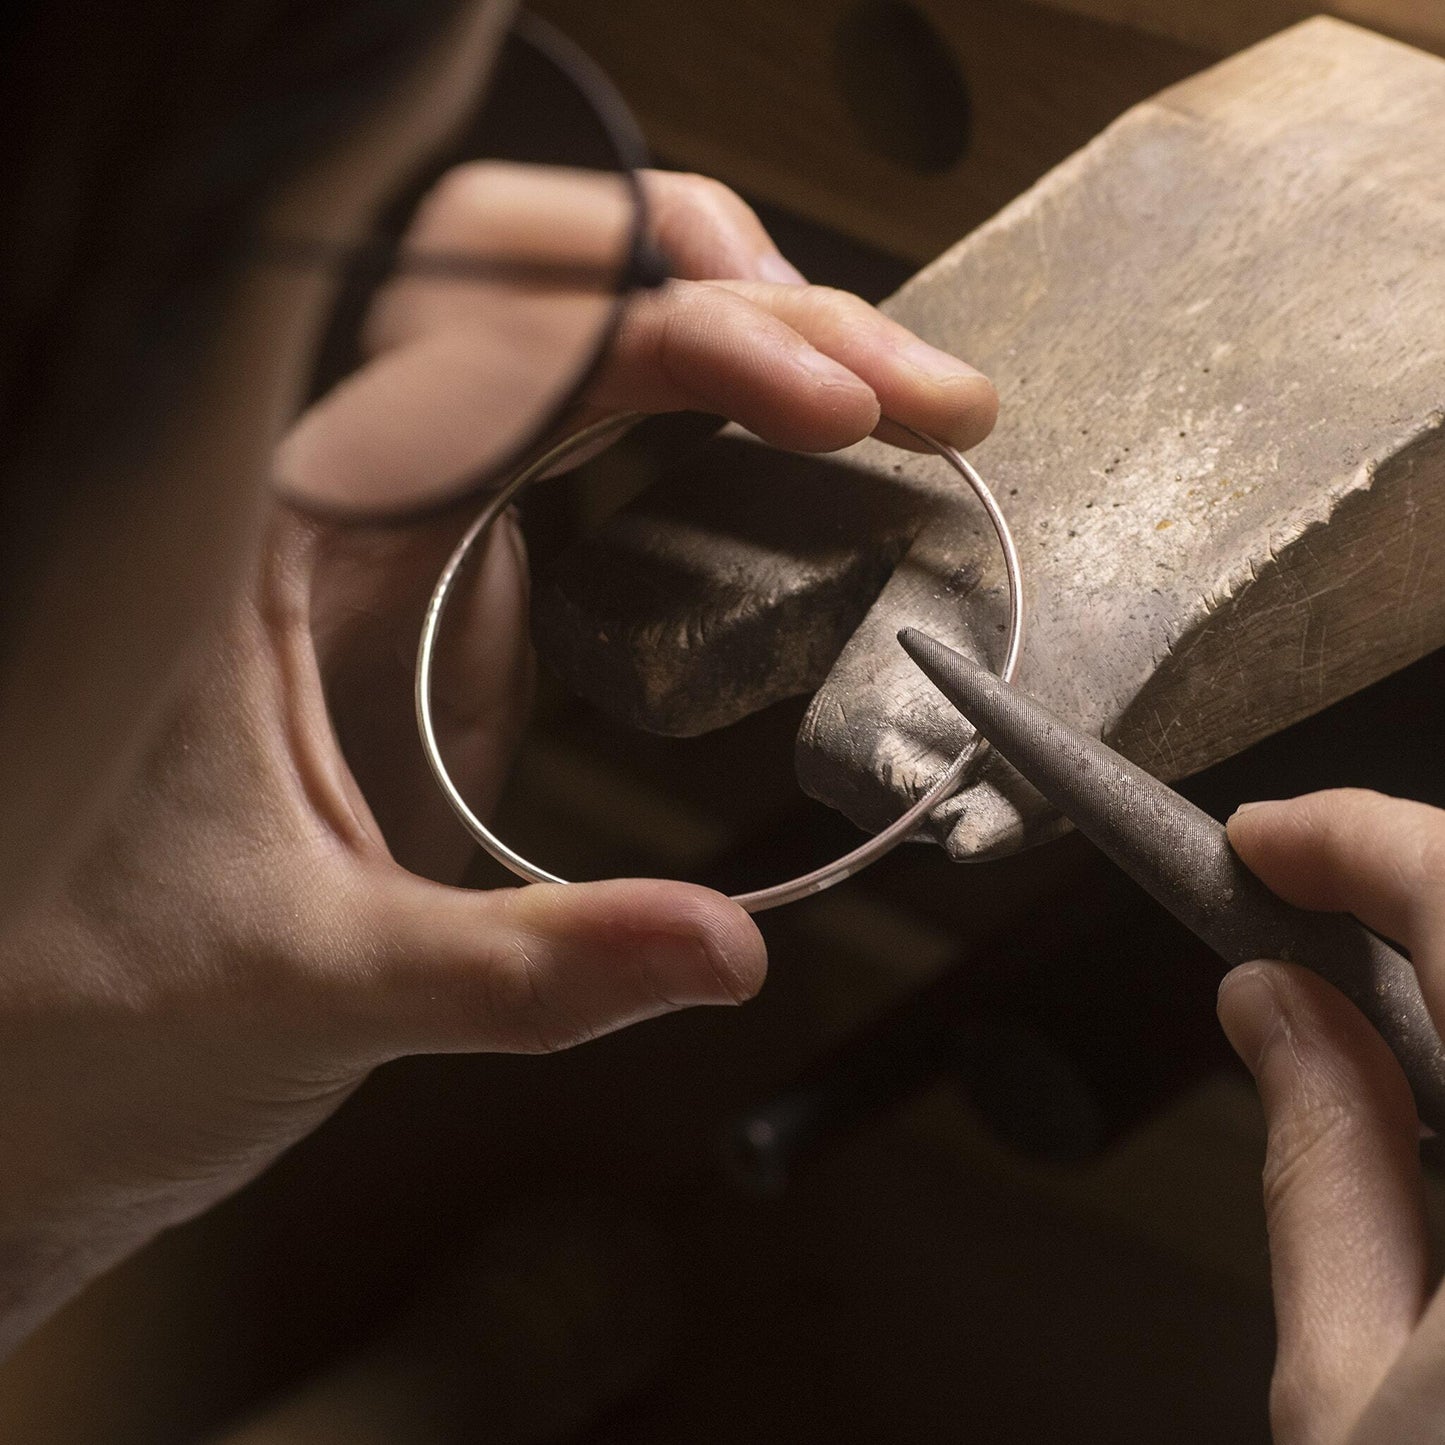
[
  {"left": 533, "top": 19, "right": 1445, "bottom": 858},
  {"left": 532, "top": 0, "right": 1444, "bottom": 263},
  {"left": 1043, "top": 0, "right": 1445, "bottom": 55},
  {"left": 533, "top": 0, "right": 1212, "bottom": 262}
]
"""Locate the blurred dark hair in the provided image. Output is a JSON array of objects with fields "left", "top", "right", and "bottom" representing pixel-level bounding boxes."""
[{"left": 0, "top": 0, "right": 469, "bottom": 474}]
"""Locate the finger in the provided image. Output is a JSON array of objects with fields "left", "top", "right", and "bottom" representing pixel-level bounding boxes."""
[
  {"left": 286, "top": 161, "right": 627, "bottom": 510},
  {"left": 712, "top": 281, "right": 997, "bottom": 452},
  {"left": 1346, "top": 1253, "right": 1445, "bottom": 1441},
  {"left": 1218, "top": 961, "right": 1428, "bottom": 1445},
  {"left": 380, "top": 161, "right": 636, "bottom": 348},
  {"left": 341, "top": 870, "right": 768, "bottom": 1060},
  {"left": 1345, "top": 1303, "right": 1445, "bottom": 1444},
  {"left": 586, "top": 279, "right": 883, "bottom": 452},
  {"left": 1228, "top": 790, "right": 1445, "bottom": 1019},
  {"left": 392, "top": 164, "right": 803, "bottom": 306},
  {"left": 641, "top": 170, "right": 807, "bottom": 284},
  {"left": 279, "top": 290, "right": 611, "bottom": 510}
]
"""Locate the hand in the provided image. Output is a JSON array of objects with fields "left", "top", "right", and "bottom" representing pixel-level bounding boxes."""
[
  {"left": 0, "top": 171, "right": 998, "bottom": 1352},
  {"left": 1219, "top": 789, "right": 1445, "bottom": 1443},
  {"left": 280, "top": 167, "right": 998, "bottom": 511},
  {"left": 0, "top": 506, "right": 765, "bottom": 1351}
]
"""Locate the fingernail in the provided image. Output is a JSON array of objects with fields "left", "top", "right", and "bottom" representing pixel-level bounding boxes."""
[
  {"left": 756, "top": 250, "right": 808, "bottom": 285},
  {"left": 1217, "top": 965, "right": 1281, "bottom": 1076},
  {"left": 639, "top": 936, "right": 741, "bottom": 1009},
  {"left": 897, "top": 336, "right": 985, "bottom": 382},
  {"left": 798, "top": 345, "right": 868, "bottom": 390}
]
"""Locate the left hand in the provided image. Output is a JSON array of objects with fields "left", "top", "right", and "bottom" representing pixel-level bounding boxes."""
[
  {"left": 0, "top": 170, "right": 998, "bottom": 1350},
  {"left": 280, "top": 167, "right": 998, "bottom": 512},
  {"left": 1219, "top": 789, "right": 1445, "bottom": 1444},
  {"left": 300, "top": 166, "right": 1000, "bottom": 883}
]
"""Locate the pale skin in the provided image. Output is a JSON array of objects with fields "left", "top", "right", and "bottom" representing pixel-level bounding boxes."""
[
  {"left": 1220, "top": 790, "right": 1445, "bottom": 1443},
  {"left": 0, "top": 0, "right": 1000, "bottom": 1352},
  {"left": 1, "top": 3, "right": 1440, "bottom": 1435}
]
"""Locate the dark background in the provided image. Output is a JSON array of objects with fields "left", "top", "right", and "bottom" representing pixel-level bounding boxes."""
[{"left": 4, "top": 2, "right": 1444, "bottom": 1440}]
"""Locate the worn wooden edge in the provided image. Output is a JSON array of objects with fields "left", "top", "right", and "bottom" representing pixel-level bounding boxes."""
[
  {"left": 1115, "top": 414, "right": 1445, "bottom": 778},
  {"left": 795, "top": 18, "right": 1445, "bottom": 857},
  {"left": 532, "top": 18, "right": 1445, "bottom": 861}
]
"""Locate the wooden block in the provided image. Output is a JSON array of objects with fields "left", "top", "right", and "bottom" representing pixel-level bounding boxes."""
[
  {"left": 1043, "top": 0, "right": 1445, "bottom": 56},
  {"left": 533, "top": 19, "right": 1445, "bottom": 859},
  {"left": 531, "top": 0, "right": 1445, "bottom": 264},
  {"left": 532, "top": 0, "right": 1212, "bottom": 262}
]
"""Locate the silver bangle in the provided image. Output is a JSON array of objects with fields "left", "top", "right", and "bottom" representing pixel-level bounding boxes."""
[{"left": 416, "top": 413, "right": 1024, "bottom": 913}]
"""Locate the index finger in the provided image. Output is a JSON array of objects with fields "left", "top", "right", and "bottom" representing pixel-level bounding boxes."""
[
  {"left": 713, "top": 279, "right": 999, "bottom": 453},
  {"left": 1228, "top": 789, "right": 1445, "bottom": 1009},
  {"left": 641, "top": 170, "right": 808, "bottom": 284}
]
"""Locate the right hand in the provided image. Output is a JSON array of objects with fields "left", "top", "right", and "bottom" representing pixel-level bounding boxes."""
[{"left": 1219, "top": 789, "right": 1445, "bottom": 1443}]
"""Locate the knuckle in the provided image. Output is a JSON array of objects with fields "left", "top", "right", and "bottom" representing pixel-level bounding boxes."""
[
  {"left": 647, "top": 173, "right": 767, "bottom": 275},
  {"left": 425, "top": 161, "right": 475, "bottom": 207},
  {"left": 1304, "top": 786, "right": 1393, "bottom": 840},
  {"left": 666, "top": 171, "right": 748, "bottom": 222},
  {"left": 649, "top": 283, "right": 738, "bottom": 382},
  {"left": 1314, "top": 789, "right": 1445, "bottom": 897},
  {"left": 804, "top": 285, "right": 881, "bottom": 339},
  {"left": 1260, "top": 1093, "right": 1357, "bottom": 1224},
  {"left": 478, "top": 933, "right": 597, "bottom": 1056},
  {"left": 803, "top": 283, "right": 865, "bottom": 313},
  {"left": 411, "top": 162, "right": 487, "bottom": 235},
  {"left": 312, "top": 884, "right": 605, "bottom": 1063},
  {"left": 1296, "top": 787, "right": 1408, "bottom": 877}
]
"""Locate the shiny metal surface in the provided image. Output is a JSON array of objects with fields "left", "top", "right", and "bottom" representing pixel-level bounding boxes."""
[{"left": 417, "top": 413, "right": 1024, "bottom": 912}]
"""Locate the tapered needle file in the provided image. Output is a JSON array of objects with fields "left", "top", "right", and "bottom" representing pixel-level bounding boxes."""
[{"left": 898, "top": 627, "right": 1445, "bottom": 1134}]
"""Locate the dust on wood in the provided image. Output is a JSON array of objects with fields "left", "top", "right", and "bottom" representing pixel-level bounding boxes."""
[{"left": 533, "top": 20, "right": 1445, "bottom": 858}]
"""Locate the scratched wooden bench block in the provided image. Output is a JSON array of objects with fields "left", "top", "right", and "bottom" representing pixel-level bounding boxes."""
[
  {"left": 532, "top": 19, "right": 1445, "bottom": 859},
  {"left": 531, "top": 0, "right": 1445, "bottom": 264}
]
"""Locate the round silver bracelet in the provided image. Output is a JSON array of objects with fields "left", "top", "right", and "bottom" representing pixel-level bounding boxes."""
[{"left": 416, "top": 413, "right": 1024, "bottom": 913}]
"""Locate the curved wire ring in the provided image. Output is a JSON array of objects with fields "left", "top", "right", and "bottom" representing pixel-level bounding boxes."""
[{"left": 416, "top": 413, "right": 1024, "bottom": 913}]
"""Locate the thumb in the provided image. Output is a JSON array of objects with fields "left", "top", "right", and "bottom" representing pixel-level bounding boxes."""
[
  {"left": 345, "top": 870, "right": 767, "bottom": 1058},
  {"left": 1218, "top": 961, "right": 1428, "bottom": 1445}
]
